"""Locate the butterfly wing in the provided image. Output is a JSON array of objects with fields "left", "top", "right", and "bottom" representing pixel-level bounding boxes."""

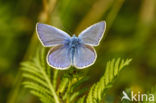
[
  {"left": 74, "top": 45, "right": 97, "bottom": 69},
  {"left": 47, "top": 45, "right": 71, "bottom": 69},
  {"left": 78, "top": 21, "right": 106, "bottom": 46},
  {"left": 36, "top": 23, "right": 70, "bottom": 47}
]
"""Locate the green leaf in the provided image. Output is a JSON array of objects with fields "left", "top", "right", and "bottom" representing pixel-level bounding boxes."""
[
  {"left": 86, "top": 58, "right": 132, "bottom": 103},
  {"left": 22, "top": 47, "right": 60, "bottom": 103}
]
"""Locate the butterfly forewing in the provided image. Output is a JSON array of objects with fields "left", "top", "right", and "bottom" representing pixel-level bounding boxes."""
[
  {"left": 36, "top": 23, "right": 70, "bottom": 47},
  {"left": 78, "top": 21, "right": 106, "bottom": 46}
]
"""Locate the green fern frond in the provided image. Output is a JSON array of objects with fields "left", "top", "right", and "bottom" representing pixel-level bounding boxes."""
[
  {"left": 21, "top": 47, "right": 60, "bottom": 103},
  {"left": 58, "top": 78, "right": 69, "bottom": 93},
  {"left": 71, "top": 76, "right": 89, "bottom": 92},
  {"left": 70, "top": 87, "right": 88, "bottom": 102},
  {"left": 22, "top": 45, "right": 132, "bottom": 103},
  {"left": 77, "top": 96, "right": 86, "bottom": 103},
  {"left": 86, "top": 58, "right": 132, "bottom": 103},
  {"left": 86, "top": 84, "right": 96, "bottom": 103},
  {"left": 30, "top": 90, "right": 54, "bottom": 103},
  {"left": 61, "top": 74, "right": 89, "bottom": 102}
]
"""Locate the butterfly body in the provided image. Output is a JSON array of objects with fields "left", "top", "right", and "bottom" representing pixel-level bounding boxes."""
[
  {"left": 65, "top": 35, "right": 82, "bottom": 64},
  {"left": 36, "top": 21, "right": 106, "bottom": 70}
]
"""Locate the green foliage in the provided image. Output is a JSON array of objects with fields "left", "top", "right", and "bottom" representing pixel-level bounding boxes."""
[
  {"left": 84, "top": 58, "right": 132, "bottom": 103},
  {"left": 22, "top": 46, "right": 132, "bottom": 103},
  {"left": 21, "top": 47, "right": 59, "bottom": 103},
  {"left": 1, "top": 0, "right": 156, "bottom": 103},
  {"left": 139, "top": 86, "right": 156, "bottom": 103}
]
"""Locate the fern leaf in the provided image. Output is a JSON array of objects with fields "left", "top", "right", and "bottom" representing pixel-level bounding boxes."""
[
  {"left": 21, "top": 67, "right": 44, "bottom": 79},
  {"left": 77, "top": 96, "right": 86, "bottom": 103},
  {"left": 70, "top": 87, "right": 88, "bottom": 102},
  {"left": 58, "top": 78, "right": 69, "bottom": 94},
  {"left": 22, "top": 47, "right": 60, "bottom": 103},
  {"left": 86, "top": 58, "right": 132, "bottom": 103},
  {"left": 22, "top": 73, "right": 48, "bottom": 88},
  {"left": 86, "top": 84, "right": 96, "bottom": 103},
  {"left": 30, "top": 90, "right": 54, "bottom": 103},
  {"left": 23, "top": 81, "right": 51, "bottom": 95},
  {"left": 71, "top": 77, "right": 89, "bottom": 92},
  {"left": 22, "top": 46, "right": 132, "bottom": 103}
]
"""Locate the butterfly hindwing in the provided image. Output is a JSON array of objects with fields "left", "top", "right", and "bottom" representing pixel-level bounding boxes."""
[
  {"left": 36, "top": 23, "right": 70, "bottom": 47},
  {"left": 78, "top": 21, "right": 106, "bottom": 46},
  {"left": 74, "top": 45, "right": 96, "bottom": 69},
  {"left": 47, "top": 45, "right": 71, "bottom": 69}
]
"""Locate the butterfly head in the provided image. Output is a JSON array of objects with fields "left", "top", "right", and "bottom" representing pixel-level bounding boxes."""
[{"left": 72, "top": 34, "right": 76, "bottom": 37}]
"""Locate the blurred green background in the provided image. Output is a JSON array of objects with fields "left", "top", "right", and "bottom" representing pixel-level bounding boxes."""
[{"left": 0, "top": 0, "right": 156, "bottom": 103}]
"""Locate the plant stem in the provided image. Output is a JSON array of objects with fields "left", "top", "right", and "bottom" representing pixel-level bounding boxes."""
[{"left": 53, "top": 69, "right": 59, "bottom": 89}]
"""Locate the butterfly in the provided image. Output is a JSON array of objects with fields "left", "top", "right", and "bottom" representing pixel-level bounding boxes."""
[{"left": 36, "top": 21, "right": 106, "bottom": 70}]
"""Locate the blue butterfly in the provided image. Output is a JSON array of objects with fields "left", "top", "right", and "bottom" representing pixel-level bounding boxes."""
[{"left": 36, "top": 21, "right": 106, "bottom": 70}]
